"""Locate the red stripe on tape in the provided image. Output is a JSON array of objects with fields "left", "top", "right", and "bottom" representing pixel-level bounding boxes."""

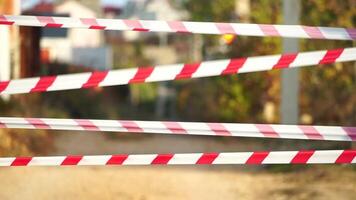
[
  {"left": 129, "top": 67, "right": 154, "bottom": 83},
  {"left": 221, "top": 58, "right": 247, "bottom": 75},
  {"left": 123, "top": 20, "right": 149, "bottom": 32},
  {"left": 0, "top": 81, "right": 9, "bottom": 93},
  {"left": 207, "top": 123, "right": 231, "bottom": 136},
  {"left": 298, "top": 126, "right": 323, "bottom": 140},
  {"left": 26, "top": 118, "right": 50, "bottom": 129},
  {"left": 162, "top": 122, "right": 187, "bottom": 134},
  {"left": 37, "top": 16, "right": 62, "bottom": 28},
  {"left": 75, "top": 120, "right": 100, "bottom": 131},
  {"left": 0, "top": 15, "right": 14, "bottom": 25},
  {"left": 343, "top": 127, "right": 356, "bottom": 140},
  {"left": 335, "top": 150, "right": 356, "bottom": 164},
  {"left": 246, "top": 152, "right": 269, "bottom": 164},
  {"left": 89, "top": 25, "right": 106, "bottom": 30},
  {"left": 119, "top": 121, "right": 143, "bottom": 132},
  {"left": 30, "top": 76, "right": 56, "bottom": 92},
  {"left": 196, "top": 153, "right": 219, "bottom": 164},
  {"left": 319, "top": 49, "right": 344, "bottom": 64},
  {"left": 273, "top": 53, "right": 297, "bottom": 69},
  {"left": 151, "top": 154, "right": 174, "bottom": 164},
  {"left": 45, "top": 24, "right": 62, "bottom": 28},
  {"left": 303, "top": 26, "right": 325, "bottom": 39},
  {"left": 106, "top": 155, "right": 128, "bottom": 165},
  {"left": 215, "top": 23, "right": 235, "bottom": 34},
  {"left": 61, "top": 155, "right": 83, "bottom": 165},
  {"left": 11, "top": 157, "right": 32, "bottom": 166},
  {"left": 259, "top": 25, "right": 280, "bottom": 36},
  {"left": 291, "top": 150, "right": 314, "bottom": 164},
  {"left": 167, "top": 21, "right": 190, "bottom": 33},
  {"left": 175, "top": 63, "right": 201, "bottom": 80},
  {"left": 80, "top": 18, "right": 106, "bottom": 29},
  {"left": 82, "top": 71, "right": 108, "bottom": 88},
  {"left": 255, "top": 124, "right": 279, "bottom": 138}
]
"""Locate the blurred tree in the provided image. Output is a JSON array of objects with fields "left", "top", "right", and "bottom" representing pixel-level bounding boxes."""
[
  {"left": 177, "top": 0, "right": 355, "bottom": 125},
  {"left": 177, "top": 0, "right": 281, "bottom": 123},
  {"left": 182, "top": 0, "right": 235, "bottom": 21},
  {"left": 299, "top": 0, "right": 355, "bottom": 125}
]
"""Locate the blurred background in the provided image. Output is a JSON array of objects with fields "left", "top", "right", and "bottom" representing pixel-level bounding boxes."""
[{"left": 0, "top": 0, "right": 355, "bottom": 199}]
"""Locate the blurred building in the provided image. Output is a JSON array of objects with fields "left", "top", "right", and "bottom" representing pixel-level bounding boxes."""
[
  {"left": 55, "top": 0, "right": 102, "bottom": 16},
  {"left": 119, "top": 0, "right": 187, "bottom": 41},
  {"left": 23, "top": 0, "right": 112, "bottom": 71}
]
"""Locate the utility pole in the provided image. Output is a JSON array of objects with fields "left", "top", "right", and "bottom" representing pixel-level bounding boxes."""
[{"left": 281, "top": 0, "right": 300, "bottom": 124}]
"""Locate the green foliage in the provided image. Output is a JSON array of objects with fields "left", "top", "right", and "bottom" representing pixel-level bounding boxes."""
[
  {"left": 177, "top": 0, "right": 282, "bottom": 123},
  {"left": 250, "top": 0, "right": 282, "bottom": 24},
  {"left": 182, "top": 0, "right": 235, "bottom": 21},
  {"left": 178, "top": 0, "right": 355, "bottom": 125},
  {"left": 300, "top": 0, "right": 355, "bottom": 125},
  {"left": 130, "top": 84, "right": 157, "bottom": 104}
]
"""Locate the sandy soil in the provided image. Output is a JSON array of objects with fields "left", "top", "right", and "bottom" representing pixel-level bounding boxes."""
[{"left": 0, "top": 166, "right": 355, "bottom": 200}]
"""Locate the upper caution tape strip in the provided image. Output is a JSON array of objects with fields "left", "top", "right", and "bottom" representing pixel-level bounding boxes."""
[{"left": 1, "top": 15, "right": 355, "bottom": 40}]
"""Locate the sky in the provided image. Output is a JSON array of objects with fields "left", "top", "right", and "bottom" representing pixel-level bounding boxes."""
[{"left": 21, "top": 0, "right": 129, "bottom": 10}]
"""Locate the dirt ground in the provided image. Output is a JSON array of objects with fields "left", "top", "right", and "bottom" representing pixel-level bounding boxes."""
[
  {"left": 0, "top": 131, "right": 355, "bottom": 199},
  {"left": 0, "top": 166, "right": 355, "bottom": 200}
]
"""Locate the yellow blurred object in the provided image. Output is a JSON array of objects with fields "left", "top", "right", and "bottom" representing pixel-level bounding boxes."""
[{"left": 222, "top": 34, "right": 236, "bottom": 45}]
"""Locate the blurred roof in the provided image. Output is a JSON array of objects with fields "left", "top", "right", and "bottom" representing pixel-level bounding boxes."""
[
  {"left": 23, "top": 1, "right": 54, "bottom": 14},
  {"left": 119, "top": 0, "right": 186, "bottom": 20},
  {"left": 23, "top": 0, "right": 108, "bottom": 18},
  {"left": 103, "top": 6, "right": 122, "bottom": 15}
]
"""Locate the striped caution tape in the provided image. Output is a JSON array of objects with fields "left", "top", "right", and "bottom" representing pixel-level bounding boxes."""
[
  {"left": 1, "top": 150, "right": 355, "bottom": 167},
  {"left": 1, "top": 15, "right": 355, "bottom": 40},
  {"left": 1, "top": 117, "right": 355, "bottom": 141},
  {"left": 1, "top": 47, "right": 355, "bottom": 95}
]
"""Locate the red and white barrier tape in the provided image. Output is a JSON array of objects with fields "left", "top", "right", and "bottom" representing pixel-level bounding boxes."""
[
  {"left": 1, "top": 150, "right": 355, "bottom": 167},
  {"left": 1, "top": 15, "right": 355, "bottom": 40},
  {"left": 1, "top": 117, "right": 355, "bottom": 141},
  {"left": 1, "top": 47, "right": 355, "bottom": 95}
]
